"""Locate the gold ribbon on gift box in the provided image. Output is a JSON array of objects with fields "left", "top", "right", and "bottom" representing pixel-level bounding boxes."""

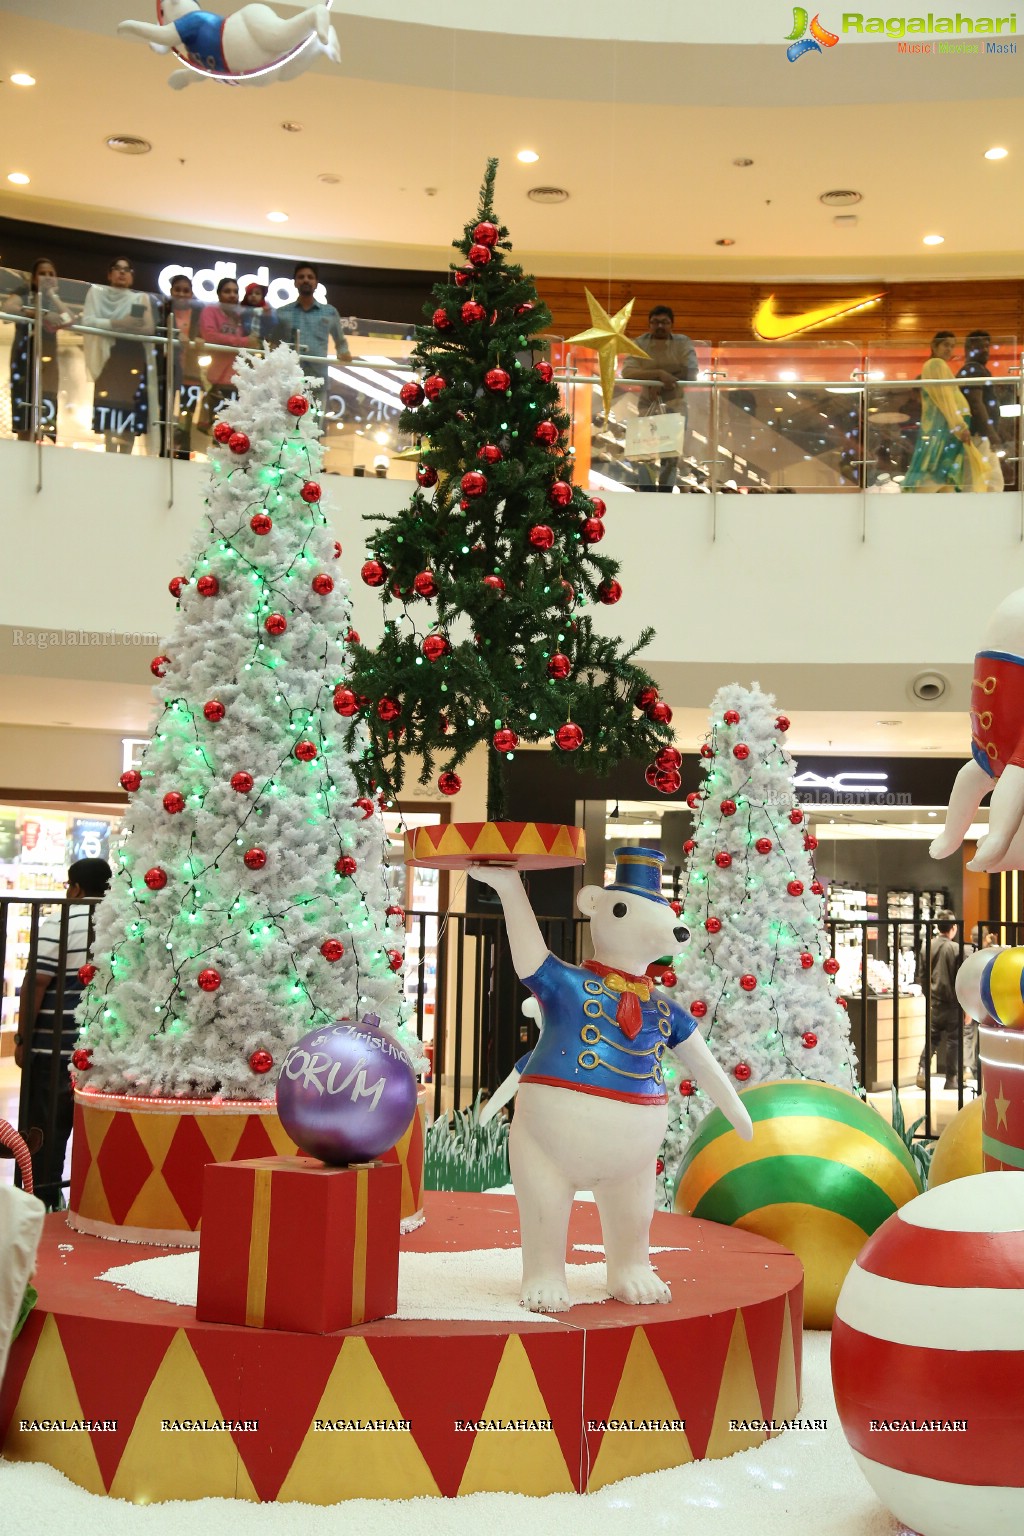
[{"left": 245, "top": 1165, "right": 274, "bottom": 1327}]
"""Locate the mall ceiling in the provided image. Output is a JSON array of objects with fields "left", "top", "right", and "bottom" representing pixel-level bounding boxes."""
[{"left": 1, "top": 0, "right": 1021, "bottom": 280}]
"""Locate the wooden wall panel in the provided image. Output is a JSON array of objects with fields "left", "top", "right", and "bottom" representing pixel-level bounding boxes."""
[{"left": 535, "top": 276, "right": 1024, "bottom": 346}]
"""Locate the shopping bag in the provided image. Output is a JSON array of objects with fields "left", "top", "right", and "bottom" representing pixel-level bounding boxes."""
[{"left": 624, "top": 410, "right": 686, "bottom": 461}]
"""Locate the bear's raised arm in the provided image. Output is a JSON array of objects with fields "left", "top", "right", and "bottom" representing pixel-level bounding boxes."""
[{"left": 467, "top": 866, "right": 549, "bottom": 979}]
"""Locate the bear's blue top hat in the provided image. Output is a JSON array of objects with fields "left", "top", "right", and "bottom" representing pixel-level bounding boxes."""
[{"left": 608, "top": 846, "right": 668, "bottom": 906}]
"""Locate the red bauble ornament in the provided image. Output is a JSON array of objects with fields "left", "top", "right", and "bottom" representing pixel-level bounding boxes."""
[
  {"left": 802, "top": 1032, "right": 819, "bottom": 1049},
  {"left": 423, "top": 374, "right": 447, "bottom": 400},
  {"left": 311, "top": 573, "right": 334, "bottom": 596},
  {"left": 686, "top": 792, "right": 701, "bottom": 810},
  {"left": 679, "top": 1079, "right": 695, "bottom": 1097},
  {"left": 823, "top": 957, "right": 840, "bottom": 975},
  {"left": 700, "top": 744, "right": 714, "bottom": 759},
  {"left": 810, "top": 879, "right": 824, "bottom": 896},
  {"left": 399, "top": 381, "right": 425, "bottom": 408},
  {"left": 580, "top": 517, "right": 605, "bottom": 545},
  {"left": 482, "top": 574, "right": 506, "bottom": 593},
  {"left": 422, "top": 633, "right": 449, "bottom": 662},
  {"left": 493, "top": 728, "right": 519, "bottom": 753},
  {"left": 150, "top": 654, "right": 170, "bottom": 678},
  {"left": 361, "top": 559, "right": 386, "bottom": 587},
  {"left": 197, "top": 968, "right": 221, "bottom": 992},
  {"left": 301, "top": 480, "right": 322, "bottom": 503},
  {"left": 376, "top": 699, "right": 401, "bottom": 724},
  {"left": 461, "top": 470, "right": 488, "bottom": 498},
  {"left": 250, "top": 512, "right": 273, "bottom": 535},
  {"left": 555, "top": 722, "right": 584, "bottom": 752},
  {"left": 386, "top": 948, "right": 404, "bottom": 973},
  {"left": 645, "top": 764, "right": 660, "bottom": 788},
  {"left": 230, "top": 771, "right": 254, "bottom": 794},
  {"left": 416, "top": 464, "right": 438, "bottom": 489},
  {"left": 355, "top": 797, "right": 375, "bottom": 818},
  {"left": 287, "top": 394, "right": 309, "bottom": 416},
  {"left": 723, "top": 709, "right": 741, "bottom": 725},
  {"left": 78, "top": 964, "right": 97, "bottom": 986},
  {"left": 715, "top": 851, "right": 733, "bottom": 868},
  {"left": 320, "top": 939, "right": 345, "bottom": 962},
  {"left": 459, "top": 498, "right": 471, "bottom": 512},
  {"left": 706, "top": 917, "right": 722, "bottom": 934},
  {"left": 547, "top": 652, "right": 571, "bottom": 679},
  {"left": 733, "top": 743, "right": 750, "bottom": 760},
  {"left": 333, "top": 687, "right": 359, "bottom": 717},
  {"left": 720, "top": 799, "right": 737, "bottom": 816},
  {"left": 515, "top": 301, "right": 536, "bottom": 318},
  {"left": 71, "top": 1048, "right": 92, "bottom": 1072},
  {"left": 691, "top": 999, "right": 709, "bottom": 1018},
  {"left": 529, "top": 524, "right": 555, "bottom": 550},
  {"left": 203, "top": 699, "right": 225, "bottom": 723},
  {"left": 800, "top": 952, "right": 815, "bottom": 969},
  {"left": 196, "top": 575, "right": 219, "bottom": 598},
  {"left": 755, "top": 837, "right": 772, "bottom": 854},
  {"left": 683, "top": 838, "right": 696, "bottom": 854},
  {"left": 335, "top": 855, "right": 358, "bottom": 877},
  {"left": 249, "top": 1049, "right": 274, "bottom": 1074},
  {"left": 120, "top": 769, "right": 141, "bottom": 793},
  {"left": 740, "top": 973, "right": 757, "bottom": 991},
  {"left": 228, "top": 431, "right": 250, "bottom": 455},
  {"left": 386, "top": 904, "right": 405, "bottom": 921},
  {"left": 838, "top": 997, "right": 849, "bottom": 1010},
  {"left": 477, "top": 443, "right": 503, "bottom": 465},
  {"left": 484, "top": 367, "right": 510, "bottom": 392},
  {"left": 657, "top": 747, "right": 682, "bottom": 770},
  {"left": 169, "top": 576, "right": 186, "bottom": 598},
  {"left": 788, "top": 808, "right": 804, "bottom": 825},
  {"left": 560, "top": 579, "right": 575, "bottom": 606},
  {"left": 535, "top": 361, "right": 554, "bottom": 383},
  {"left": 294, "top": 739, "right": 319, "bottom": 761},
  {"left": 598, "top": 580, "right": 622, "bottom": 605},
  {"left": 804, "top": 834, "right": 819, "bottom": 851},
  {"left": 468, "top": 244, "right": 492, "bottom": 267},
  {"left": 243, "top": 847, "right": 267, "bottom": 870},
  {"left": 776, "top": 714, "right": 791, "bottom": 732},
  {"left": 656, "top": 1156, "right": 665, "bottom": 1175},
  {"left": 432, "top": 306, "right": 453, "bottom": 331},
  {"left": 163, "top": 791, "right": 185, "bottom": 814},
  {"left": 438, "top": 771, "right": 462, "bottom": 796},
  {"left": 635, "top": 686, "right": 659, "bottom": 710},
  {"left": 655, "top": 769, "right": 682, "bottom": 795},
  {"left": 413, "top": 570, "right": 439, "bottom": 599},
  {"left": 734, "top": 1063, "right": 752, "bottom": 1082},
  {"left": 548, "top": 480, "right": 573, "bottom": 507},
  {"left": 787, "top": 879, "right": 805, "bottom": 897},
  {"left": 454, "top": 267, "right": 472, "bottom": 286},
  {"left": 473, "top": 220, "right": 500, "bottom": 247},
  {"left": 534, "top": 420, "right": 559, "bottom": 447},
  {"left": 648, "top": 701, "right": 673, "bottom": 724},
  {"left": 213, "top": 420, "right": 233, "bottom": 444},
  {"left": 460, "top": 300, "right": 485, "bottom": 324},
  {"left": 346, "top": 627, "right": 359, "bottom": 643},
  {"left": 660, "top": 969, "right": 677, "bottom": 988},
  {"left": 265, "top": 613, "right": 287, "bottom": 636}
]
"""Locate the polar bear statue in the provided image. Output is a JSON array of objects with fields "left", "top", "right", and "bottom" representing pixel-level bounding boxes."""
[
  {"left": 470, "top": 847, "right": 753, "bottom": 1313},
  {"left": 118, "top": 2, "right": 340, "bottom": 89},
  {"left": 931, "top": 585, "right": 1024, "bottom": 872}
]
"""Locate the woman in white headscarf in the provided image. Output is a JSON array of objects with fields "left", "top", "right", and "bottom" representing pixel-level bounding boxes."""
[{"left": 81, "top": 258, "right": 159, "bottom": 454}]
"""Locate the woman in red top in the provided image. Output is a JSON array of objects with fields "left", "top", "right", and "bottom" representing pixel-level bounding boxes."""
[{"left": 198, "top": 276, "right": 256, "bottom": 431}]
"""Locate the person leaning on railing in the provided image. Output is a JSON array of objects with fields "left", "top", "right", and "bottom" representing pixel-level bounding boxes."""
[
  {"left": 163, "top": 272, "right": 204, "bottom": 460},
  {"left": 619, "top": 304, "right": 698, "bottom": 492},
  {"left": 2, "top": 257, "right": 75, "bottom": 443},
  {"left": 198, "top": 275, "right": 260, "bottom": 434},
  {"left": 14, "top": 859, "right": 112, "bottom": 1210},
  {"left": 81, "top": 257, "right": 159, "bottom": 455},
  {"left": 275, "top": 262, "right": 351, "bottom": 407}
]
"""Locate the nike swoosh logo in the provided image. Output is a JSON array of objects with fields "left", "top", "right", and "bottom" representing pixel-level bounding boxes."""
[{"left": 753, "top": 292, "right": 885, "bottom": 341}]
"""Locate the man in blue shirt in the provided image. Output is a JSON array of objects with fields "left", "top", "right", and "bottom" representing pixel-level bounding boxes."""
[{"left": 276, "top": 263, "right": 351, "bottom": 403}]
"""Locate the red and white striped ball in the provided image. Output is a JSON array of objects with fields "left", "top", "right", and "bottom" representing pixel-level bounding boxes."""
[{"left": 831, "top": 1172, "right": 1024, "bottom": 1536}]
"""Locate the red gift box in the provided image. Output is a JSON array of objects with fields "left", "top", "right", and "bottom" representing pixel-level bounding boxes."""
[{"left": 196, "top": 1155, "right": 400, "bottom": 1333}]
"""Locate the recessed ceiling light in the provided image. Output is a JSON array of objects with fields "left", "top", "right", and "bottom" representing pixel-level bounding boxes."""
[
  {"left": 527, "top": 186, "right": 569, "bottom": 204},
  {"left": 317, "top": 172, "right": 341, "bottom": 185},
  {"left": 7, "top": 171, "right": 30, "bottom": 185},
  {"left": 923, "top": 233, "right": 944, "bottom": 245},
  {"left": 984, "top": 145, "right": 1009, "bottom": 160},
  {"left": 10, "top": 72, "right": 36, "bottom": 87},
  {"left": 819, "top": 189, "right": 863, "bottom": 206},
  {"left": 105, "top": 134, "right": 152, "bottom": 155},
  {"left": 732, "top": 157, "right": 754, "bottom": 168},
  {"left": 715, "top": 237, "right": 736, "bottom": 246},
  {"left": 266, "top": 210, "right": 289, "bottom": 222},
  {"left": 281, "top": 121, "right": 303, "bottom": 133},
  {"left": 877, "top": 720, "right": 902, "bottom": 726},
  {"left": 517, "top": 149, "right": 539, "bottom": 163}
]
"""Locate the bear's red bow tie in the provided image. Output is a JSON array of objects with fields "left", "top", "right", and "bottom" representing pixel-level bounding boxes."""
[{"left": 582, "top": 960, "right": 652, "bottom": 1040}]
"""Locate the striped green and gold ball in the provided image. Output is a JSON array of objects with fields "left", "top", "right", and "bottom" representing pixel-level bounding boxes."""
[
  {"left": 674, "top": 1080, "right": 923, "bottom": 1328},
  {"left": 980, "top": 947, "right": 1024, "bottom": 1030}
]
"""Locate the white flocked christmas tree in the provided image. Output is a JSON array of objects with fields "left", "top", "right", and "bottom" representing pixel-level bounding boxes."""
[
  {"left": 659, "top": 682, "right": 859, "bottom": 1203},
  {"left": 76, "top": 346, "right": 422, "bottom": 1099}
]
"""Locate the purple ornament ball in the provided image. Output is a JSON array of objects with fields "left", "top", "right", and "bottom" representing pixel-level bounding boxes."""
[{"left": 276, "top": 1018, "right": 417, "bottom": 1164}]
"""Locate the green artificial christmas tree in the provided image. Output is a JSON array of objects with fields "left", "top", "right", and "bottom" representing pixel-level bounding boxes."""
[{"left": 343, "top": 161, "right": 673, "bottom": 819}]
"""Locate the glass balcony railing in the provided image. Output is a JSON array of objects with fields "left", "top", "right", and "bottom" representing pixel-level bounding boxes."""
[{"left": 2, "top": 266, "right": 1020, "bottom": 498}]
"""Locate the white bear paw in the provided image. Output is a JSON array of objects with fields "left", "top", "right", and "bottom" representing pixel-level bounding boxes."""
[
  {"left": 609, "top": 1267, "right": 671, "bottom": 1306},
  {"left": 520, "top": 1277, "right": 571, "bottom": 1313}
]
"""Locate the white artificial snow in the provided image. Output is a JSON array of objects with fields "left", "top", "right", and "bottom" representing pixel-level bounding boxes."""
[{"left": 0, "top": 1333, "right": 900, "bottom": 1535}]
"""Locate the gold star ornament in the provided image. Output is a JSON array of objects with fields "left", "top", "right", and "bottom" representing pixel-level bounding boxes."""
[{"left": 567, "top": 290, "right": 650, "bottom": 421}]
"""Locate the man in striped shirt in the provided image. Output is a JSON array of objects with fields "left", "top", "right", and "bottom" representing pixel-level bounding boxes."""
[{"left": 15, "top": 858, "right": 111, "bottom": 1207}]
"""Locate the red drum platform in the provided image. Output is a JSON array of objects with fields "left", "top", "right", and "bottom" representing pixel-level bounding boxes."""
[{"left": 1, "top": 1194, "right": 803, "bottom": 1502}]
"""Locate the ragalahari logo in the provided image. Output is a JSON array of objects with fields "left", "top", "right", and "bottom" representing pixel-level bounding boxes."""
[{"left": 786, "top": 7, "right": 840, "bottom": 58}]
